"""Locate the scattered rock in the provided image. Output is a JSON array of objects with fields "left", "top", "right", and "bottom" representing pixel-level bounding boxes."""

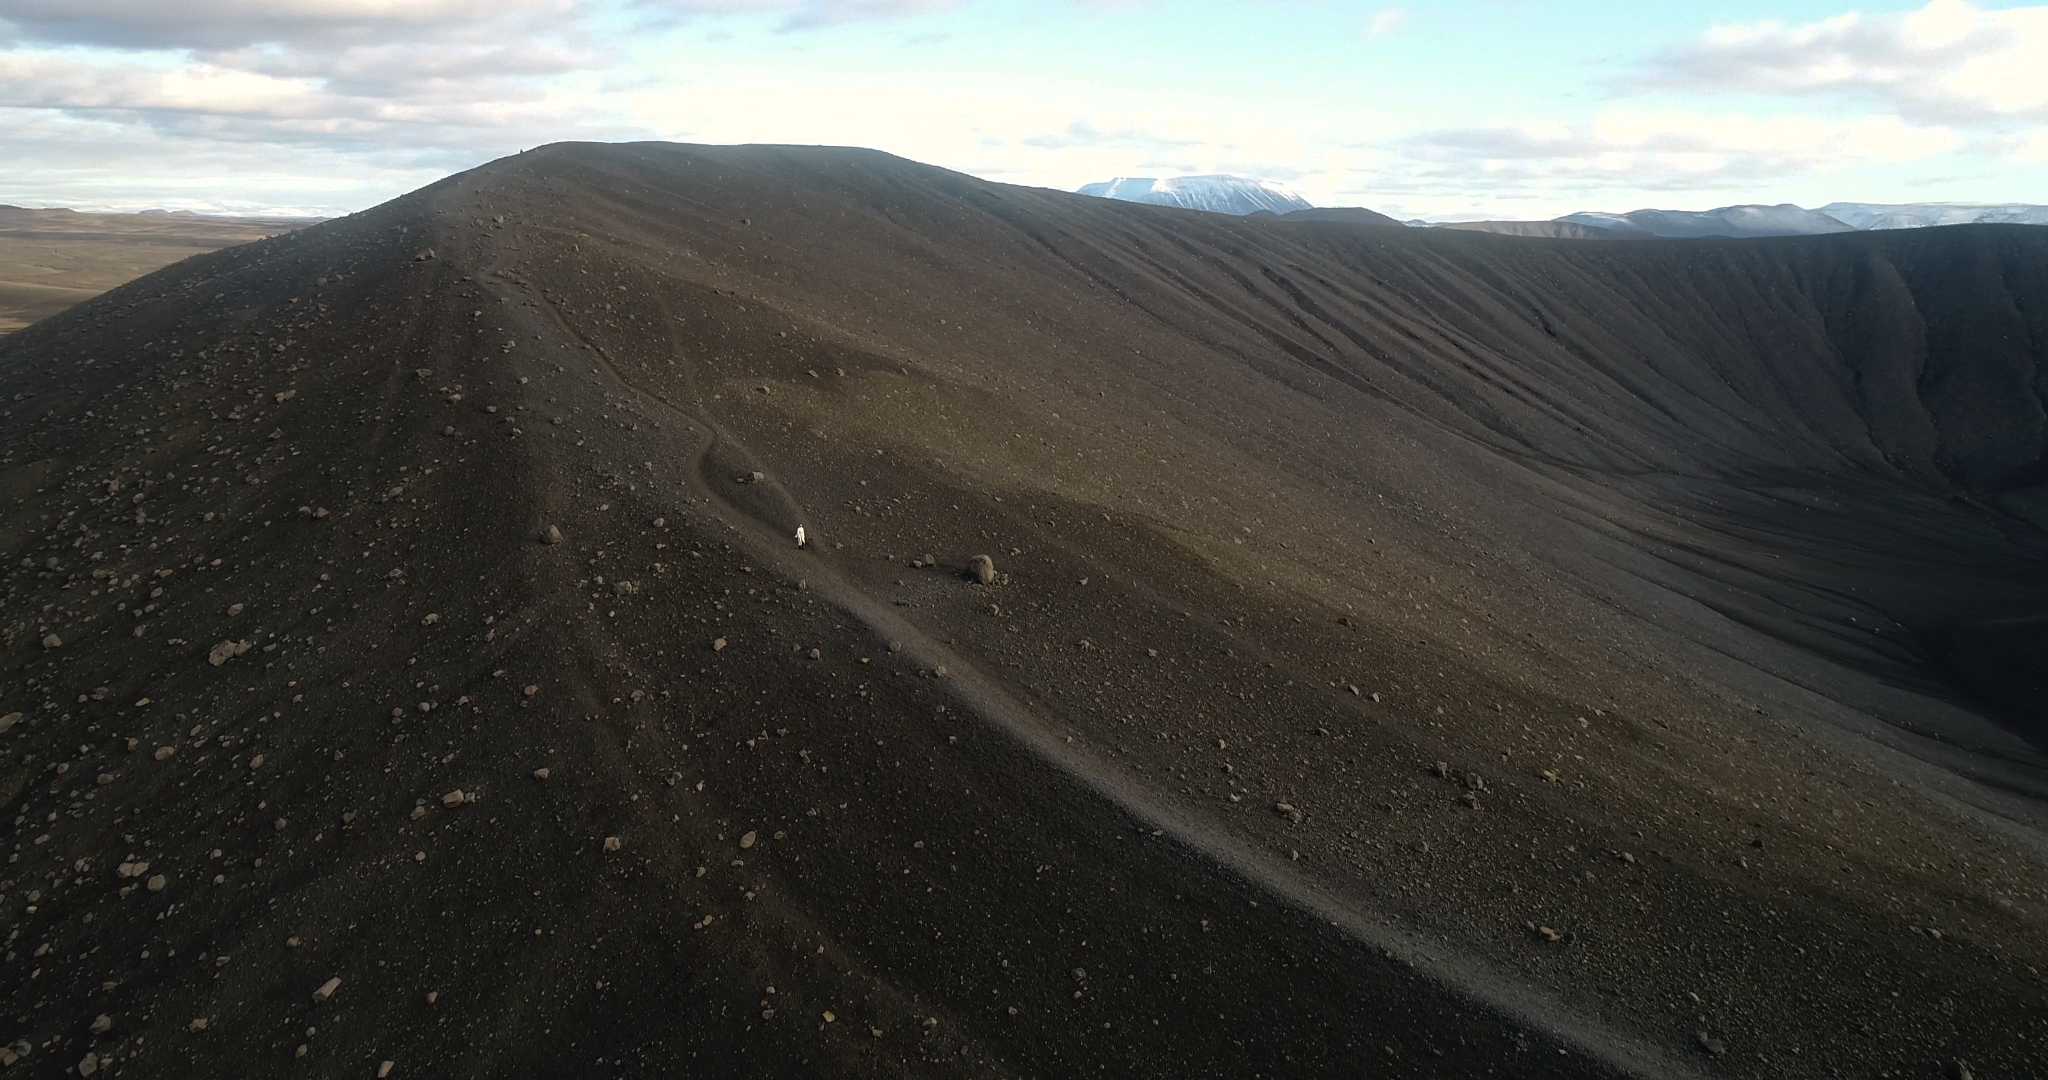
[
  {"left": 208, "top": 639, "right": 252, "bottom": 666},
  {"left": 1696, "top": 1030, "right": 1726, "bottom": 1056},
  {"left": 533, "top": 768, "right": 550, "bottom": 781},
  {"left": 379, "top": 1061, "right": 395, "bottom": 1078},
  {"left": 227, "top": 603, "right": 244, "bottom": 616},
  {"left": 154, "top": 746, "right": 175, "bottom": 761},
  {"left": 542, "top": 525, "right": 563, "bottom": 545},
  {"left": 89, "top": 1014, "right": 112, "bottom": 1035},
  {"left": 441, "top": 790, "right": 466, "bottom": 808},
  {"left": 1273, "top": 802, "right": 1303, "bottom": 824},
  {"left": 970, "top": 554, "right": 996, "bottom": 585},
  {"left": 739, "top": 831, "right": 757, "bottom": 849},
  {"left": 78, "top": 1051, "right": 99, "bottom": 1076},
  {"left": 313, "top": 977, "right": 341, "bottom": 1003},
  {"left": 145, "top": 874, "right": 167, "bottom": 892},
  {"left": 248, "top": 755, "right": 264, "bottom": 771},
  {"left": 603, "top": 836, "right": 622, "bottom": 852},
  {"left": 523, "top": 685, "right": 539, "bottom": 697},
  {"left": 41, "top": 633, "right": 61, "bottom": 650},
  {"left": 274, "top": 389, "right": 298, "bottom": 404},
  {"left": 712, "top": 638, "right": 728, "bottom": 652},
  {"left": 0, "top": 713, "right": 19, "bottom": 733}
]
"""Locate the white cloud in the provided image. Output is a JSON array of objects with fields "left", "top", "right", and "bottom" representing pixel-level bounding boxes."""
[
  {"left": 1632, "top": 0, "right": 2048, "bottom": 124},
  {"left": 1393, "top": 108, "right": 1963, "bottom": 197},
  {"left": 1364, "top": 8, "right": 1406, "bottom": 40}
]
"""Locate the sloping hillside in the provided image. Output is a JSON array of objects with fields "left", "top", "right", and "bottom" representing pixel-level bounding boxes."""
[{"left": 0, "top": 142, "right": 2043, "bottom": 1077}]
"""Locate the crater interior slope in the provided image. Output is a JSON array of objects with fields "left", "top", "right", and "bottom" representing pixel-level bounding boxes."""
[{"left": 1, "top": 142, "right": 2045, "bottom": 1077}]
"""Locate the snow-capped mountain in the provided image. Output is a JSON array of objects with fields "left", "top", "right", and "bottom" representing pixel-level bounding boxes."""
[
  {"left": 1077, "top": 175, "right": 1313, "bottom": 216},
  {"left": 1818, "top": 202, "right": 2048, "bottom": 230},
  {"left": 1558, "top": 204, "right": 1854, "bottom": 239}
]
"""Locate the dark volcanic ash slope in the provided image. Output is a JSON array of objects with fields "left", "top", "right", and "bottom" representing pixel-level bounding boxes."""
[{"left": 0, "top": 142, "right": 2045, "bottom": 1078}]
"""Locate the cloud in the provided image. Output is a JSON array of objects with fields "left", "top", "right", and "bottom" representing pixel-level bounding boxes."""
[
  {"left": 1396, "top": 109, "right": 1963, "bottom": 191},
  {"left": 1364, "top": 8, "right": 1405, "bottom": 40},
  {"left": 0, "top": 0, "right": 572, "bottom": 51},
  {"left": 630, "top": 0, "right": 959, "bottom": 31},
  {"left": 1021, "top": 119, "right": 1200, "bottom": 150},
  {"left": 1628, "top": 0, "right": 2048, "bottom": 124}
]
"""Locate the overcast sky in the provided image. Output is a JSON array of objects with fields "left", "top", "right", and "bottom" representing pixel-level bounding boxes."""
[{"left": 0, "top": 0, "right": 2041, "bottom": 219}]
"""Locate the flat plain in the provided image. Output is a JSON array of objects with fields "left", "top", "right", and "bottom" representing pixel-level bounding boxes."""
[{"left": 0, "top": 207, "right": 311, "bottom": 336}]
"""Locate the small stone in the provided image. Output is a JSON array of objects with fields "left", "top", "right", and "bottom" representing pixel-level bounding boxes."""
[
  {"left": 0, "top": 712, "right": 19, "bottom": 733},
  {"left": 421, "top": 613, "right": 440, "bottom": 626},
  {"left": 313, "top": 977, "right": 341, "bottom": 1003},
  {"left": 78, "top": 1051, "right": 99, "bottom": 1076},
  {"left": 808, "top": 648, "right": 821, "bottom": 660},
  {"left": 227, "top": 603, "right": 244, "bottom": 616},
  {"left": 739, "top": 831, "right": 757, "bottom": 849},
  {"left": 145, "top": 874, "right": 167, "bottom": 892},
  {"left": 275, "top": 389, "right": 298, "bottom": 404},
  {"left": 523, "top": 684, "right": 539, "bottom": 697},
  {"left": 533, "top": 768, "right": 550, "bottom": 781},
  {"left": 413, "top": 851, "right": 426, "bottom": 863},
  {"left": 712, "top": 638, "right": 727, "bottom": 652},
  {"left": 442, "top": 425, "right": 457, "bottom": 437},
  {"left": 603, "top": 836, "right": 622, "bottom": 852},
  {"left": 41, "top": 633, "right": 61, "bottom": 650},
  {"left": 249, "top": 754, "right": 264, "bottom": 770},
  {"left": 970, "top": 554, "right": 996, "bottom": 585},
  {"left": 1273, "top": 802, "right": 1303, "bottom": 823},
  {"left": 379, "top": 1060, "right": 395, "bottom": 1077},
  {"left": 542, "top": 525, "right": 563, "bottom": 545},
  {"left": 426, "top": 991, "right": 439, "bottom": 1004},
  {"left": 187, "top": 1018, "right": 207, "bottom": 1031},
  {"left": 89, "top": 1014, "right": 112, "bottom": 1035},
  {"left": 441, "top": 790, "right": 465, "bottom": 808},
  {"left": 410, "top": 806, "right": 427, "bottom": 821},
  {"left": 1696, "top": 1030, "right": 1726, "bottom": 1056},
  {"left": 823, "top": 1010, "right": 836, "bottom": 1023},
  {"left": 207, "top": 639, "right": 252, "bottom": 667}
]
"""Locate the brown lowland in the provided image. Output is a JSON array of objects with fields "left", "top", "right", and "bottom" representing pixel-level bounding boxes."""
[{"left": 0, "top": 206, "right": 312, "bottom": 335}]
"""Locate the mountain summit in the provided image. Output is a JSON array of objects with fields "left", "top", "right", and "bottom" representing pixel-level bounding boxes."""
[{"left": 1076, "top": 174, "right": 1312, "bottom": 215}]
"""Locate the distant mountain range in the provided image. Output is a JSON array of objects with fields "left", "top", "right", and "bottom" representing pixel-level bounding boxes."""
[
  {"left": 1445, "top": 201, "right": 2048, "bottom": 239},
  {"left": 1077, "top": 177, "right": 2048, "bottom": 239}
]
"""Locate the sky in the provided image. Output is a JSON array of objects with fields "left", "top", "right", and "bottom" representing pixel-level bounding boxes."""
[{"left": 0, "top": 0, "right": 2042, "bottom": 220}]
